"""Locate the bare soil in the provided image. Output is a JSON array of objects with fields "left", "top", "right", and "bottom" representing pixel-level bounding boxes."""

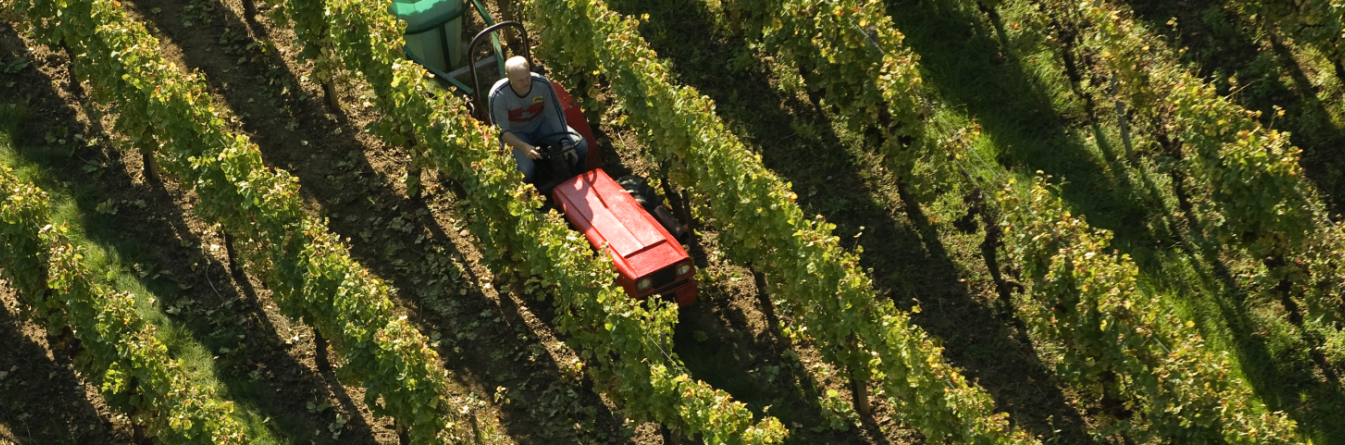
[{"left": 0, "top": 282, "right": 134, "bottom": 445}]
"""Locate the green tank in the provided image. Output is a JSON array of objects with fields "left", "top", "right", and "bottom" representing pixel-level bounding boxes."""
[{"left": 388, "top": 0, "right": 468, "bottom": 73}]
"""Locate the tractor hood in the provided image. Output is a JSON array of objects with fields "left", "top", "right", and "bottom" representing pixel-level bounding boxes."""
[{"left": 554, "top": 169, "right": 689, "bottom": 278}]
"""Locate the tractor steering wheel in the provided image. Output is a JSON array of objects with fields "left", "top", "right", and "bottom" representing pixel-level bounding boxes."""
[{"left": 532, "top": 130, "right": 583, "bottom": 163}]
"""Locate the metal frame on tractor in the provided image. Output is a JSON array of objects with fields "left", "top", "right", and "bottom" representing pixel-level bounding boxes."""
[{"left": 397, "top": 0, "right": 506, "bottom": 94}]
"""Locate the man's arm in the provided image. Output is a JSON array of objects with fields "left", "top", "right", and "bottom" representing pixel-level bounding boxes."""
[
  {"left": 501, "top": 131, "right": 540, "bottom": 159},
  {"left": 490, "top": 86, "right": 540, "bottom": 159}
]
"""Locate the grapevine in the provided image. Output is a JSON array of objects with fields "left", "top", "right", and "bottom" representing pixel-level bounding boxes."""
[
  {"left": 1000, "top": 176, "right": 1305, "bottom": 443},
  {"left": 0, "top": 166, "right": 248, "bottom": 444},
  {"left": 711, "top": 0, "right": 1308, "bottom": 442},
  {"left": 1225, "top": 0, "right": 1345, "bottom": 69},
  {"left": 14, "top": 0, "right": 474, "bottom": 440},
  {"left": 529, "top": 0, "right": 1039, "bottom": 443},
  {"left": 1037, "top": 0, "right": 1345, "bottom": 376},
  {"left": 268, "top": 0, "right": 789, "bottom": 441}
]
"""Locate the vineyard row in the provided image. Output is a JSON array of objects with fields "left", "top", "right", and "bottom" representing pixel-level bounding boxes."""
[
  {"left": 14, "top": 0, "right": 479, "bottom": 441},
  {"left": 715, "top": 0, "right": 1307, "bottom": 442},
  {"left": 1225, "top": 0, "right": 1345, "bottom": 70},
  {"left": 269, "top": 0, "right": 790, "bottom": 441},
  {"left": 529, "top": 0, "right": 1043, "bottom": 443},
  {"left": 1039, "top": 0, "right": 1345, "bottom": 372},
  {"left": 0, "top": 166, "right": 248, "bottom": 443}
]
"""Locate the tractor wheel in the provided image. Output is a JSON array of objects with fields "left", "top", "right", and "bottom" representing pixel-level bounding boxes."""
[
  {"left": 616, "top": 175, "right": 663, "bottom": 214},
  {"left": 618, "top": 175, "right": 690, "bottom": 242}
]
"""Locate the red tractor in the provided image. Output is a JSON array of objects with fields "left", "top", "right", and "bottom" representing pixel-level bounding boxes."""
[{"left": 411, "top": 21, "right": 699, "bottom": 306}]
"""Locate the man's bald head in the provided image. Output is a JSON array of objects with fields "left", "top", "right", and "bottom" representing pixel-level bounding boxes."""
[{"left": 505, "top": 56, "right": 532, "bottom": 95}]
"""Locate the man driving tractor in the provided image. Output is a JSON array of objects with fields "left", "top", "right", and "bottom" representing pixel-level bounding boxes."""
[{"left": 489, "top": 56, "right": 588, "bottom": 183}]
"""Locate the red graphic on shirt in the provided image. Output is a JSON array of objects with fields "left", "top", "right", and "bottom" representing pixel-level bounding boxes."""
[{"left": 508, "top": 102, "right": 545, "bottom": 123}]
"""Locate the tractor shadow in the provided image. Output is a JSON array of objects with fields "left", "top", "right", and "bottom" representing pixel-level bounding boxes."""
[
  {"left": 0, "top": 23, "right": 383, "bottom": 443},
  {"left": 116, "top": 0, "right": 635, "bottom": 442},
  {"left": 599, "top": 0, "right": 1092, "bottom": 442}
]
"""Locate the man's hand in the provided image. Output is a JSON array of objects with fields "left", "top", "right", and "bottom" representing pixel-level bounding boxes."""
[
  {"left": 501, "top": 131, "right": 541, "bottom": 159},
  {"left": 560, "top": 138, "right": 577, "bottom": 164}
]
